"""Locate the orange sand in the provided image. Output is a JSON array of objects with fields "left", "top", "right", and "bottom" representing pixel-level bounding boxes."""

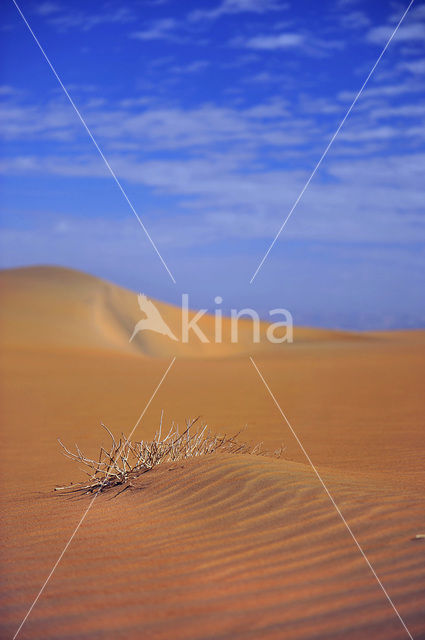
[{"left": 0, "top": 266, "right": 424, "bottom": 639}]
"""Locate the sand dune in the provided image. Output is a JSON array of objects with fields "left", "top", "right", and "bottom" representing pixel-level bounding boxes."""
[
  {"left": 0, "top": 265, "right": 368, "bottom": 358},
  {"left": 0, "top": 266, "right": 424, "bottom": 639},
  {"left": 1, "top": 455, "right": 424, "bottom": 640}
]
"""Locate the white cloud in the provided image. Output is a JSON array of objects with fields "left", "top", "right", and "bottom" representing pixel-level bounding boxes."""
[
  {"left": 1, "top": 41, "right": 424, "bottom": 254},
  {"left": 335, "top": 0, "right": 363, "bottom": 6},
  {"left": 34, "top": 2, "right": 61, "bottom": 17},
  {"left": 189, "top": 0, "right": 285, "bottom": 22},
  {"left": 35, "top": 3, "right": 136, "bottom": 31},
  {"left": 0, "top": 85, "right": 17, "bottom": 95},
  {"left": 168, "top": 60, "right": 210, "bottom": 74},
  {"left": 2, "top": 149, "right": 424, "bottom": 247},
  {"left": 399, "top": 58, "right": 425, "bottom": 74},
  {"left": 368, "top": 103, "right": 425, "bottom": 119},
  {"left": 131, "top": 18, "right": 179, "bottom": 42},
  {"left": 338, "top": 80, "right": 422, "bottom": 103},
  {"left": 244, "top": 32, "right": 304, "bottom": 50},
  {"left": 239, "top": 31, "right": 344, "bottom": 56},
  {"left": 339, "top": 125, "right": 411, "bottom": 142},
  {"left": 339, "top": 10, "right": 370, "bottom": 30},
  {"left": 0, "top": 101, "right": 78, "bottom": 140},
  {"left": 390, "top": 4, "right": 425, "bottom": 23},
  {"left": 0, "top": 96, "right": 309, "bottom": 151},
  {"left": 367, "top": 22, "right": 425, "bottom": 45}
]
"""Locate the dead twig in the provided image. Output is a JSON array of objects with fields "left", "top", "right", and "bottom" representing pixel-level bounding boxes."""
[{"left": 56, "top": 417, "right": 285, "bottom": 495}]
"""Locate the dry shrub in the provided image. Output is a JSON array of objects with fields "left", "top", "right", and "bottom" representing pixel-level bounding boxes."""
[{"left": 56, "top": 416, "right": 284, "bottom": 495}]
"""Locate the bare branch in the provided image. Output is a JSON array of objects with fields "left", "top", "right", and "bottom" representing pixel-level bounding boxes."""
[{"left": 56, "top": 417, "right": 284, "bottom": 495}]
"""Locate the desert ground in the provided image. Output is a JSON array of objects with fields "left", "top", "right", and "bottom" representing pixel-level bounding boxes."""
[{"left": 0, "top": 266, "right": 424, "bottom": 639}]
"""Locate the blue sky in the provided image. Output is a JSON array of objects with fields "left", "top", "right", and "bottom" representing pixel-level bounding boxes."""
[{"left": 1, "top": 0, "right": 424, "bottom": 329}]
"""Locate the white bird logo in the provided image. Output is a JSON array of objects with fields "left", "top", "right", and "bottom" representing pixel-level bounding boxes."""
[{"left": 129, "top": 293, "right": 178, "bottom": 342}]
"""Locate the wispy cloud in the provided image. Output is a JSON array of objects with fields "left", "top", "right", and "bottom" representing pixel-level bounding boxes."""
[
  {"left": 2, "top": 151, "right": 424, "bottom": 250},
  {"left": 0, "top": 85, "right": 18, "bottom": 96},
  {"left": 3, "top": 0, "right": 424, "bottom": 329},
  {"left": 189, "top": 0, "right": 286, "bottom": 23},
  {"left": 238, "top": 31, "right": 344, "bottom": 56},
  {"left": 35, "top": 2, "right": 62, "bottom": 17},
  {"left": 335, "top": 0, "right": 364, "bottom": 7},
  {"left": 131, "top": 18, "right": 180, "bottom": 42},
  {"left": 34, "top": 2, "right": 136, "bottom": 31},
  {"left": 367, "top": 22, "right": 425, "bottom": 45},
  {"left": 338, "top": 79, "right": 423, "bottom": 102},
  {"left": 243, "top": 32, "right": 304, "bottom": 50},
  {"left": 168, "top": 60, "right": 210, "bottom": 74},
  {"left": 1, "top": 89, "right": 424, "bottom": 247},
  {"left": 398, "top": 58, "right": 425, "bottom": 74},
  {"left": 0, "top": 100, "right": 79, "bottom": 141},
  {"left": 338, "top": 10, "right": 371, "bottom": 30}
]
